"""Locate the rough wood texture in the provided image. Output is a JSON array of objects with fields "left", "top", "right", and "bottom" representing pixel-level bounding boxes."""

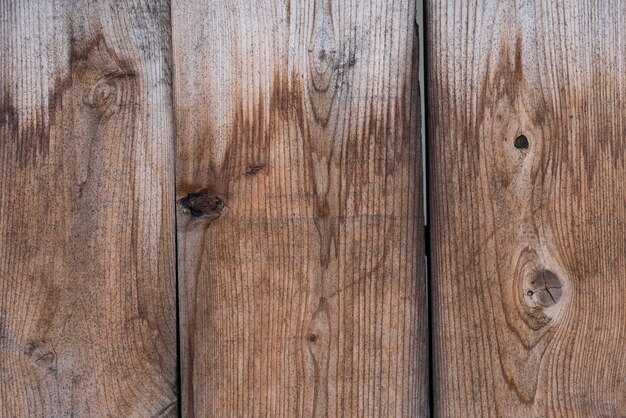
[
  {"left": 173, "top": 1, "right": 427, "bottom": 416},
  {"left": 0, "top": 1, "right": 177, "bottom": 416},
  {"left": 428, "top": 1, "right": 626, "bottom": 416}
]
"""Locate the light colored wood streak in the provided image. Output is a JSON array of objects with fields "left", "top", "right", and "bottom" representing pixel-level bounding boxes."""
[
  {"left": 0, "top": 1, "right": 177, "bottom": 416},
  {"left": 172, "top": 0, "right": 427, "bottom": 416},
  {"left": 427, "top": 1, "right": 626, "bottom": 416}
]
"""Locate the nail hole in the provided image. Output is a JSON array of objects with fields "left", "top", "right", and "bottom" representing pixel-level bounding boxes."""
[{"left": 514, "top": 135, "right": 529, "bottom": 149}]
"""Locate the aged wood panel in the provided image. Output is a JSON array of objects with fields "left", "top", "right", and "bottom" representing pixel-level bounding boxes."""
[
  {"left": 172, "top": 0, "right": 427, "bottom": 416},
  {"left": 428, "top": 1, "right": 626, "bottom": 416},
  {"left": 0, "top": 1, "right": 177, "bottom": 416}
]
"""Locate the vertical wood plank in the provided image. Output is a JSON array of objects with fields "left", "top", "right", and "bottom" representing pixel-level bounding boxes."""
[
  {"left": 428, "top": 1, "right": 626, "bottom": 416},
  {"left": 0, "top": 1, "right": 177, "bottom": 416},
  {"left": 172, "top": 1, "right": 427, "bottom": 415}
]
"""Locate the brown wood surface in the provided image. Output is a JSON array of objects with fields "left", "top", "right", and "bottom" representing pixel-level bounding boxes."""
[
  {"left": 0, "top": 1, "right": 177, "bottom": 416},
  {"left": 172, "top": 1, "right": 427, "bottom": 416},
  {"left": 427, "top": 1, "right": 626, "bottom": 416}
]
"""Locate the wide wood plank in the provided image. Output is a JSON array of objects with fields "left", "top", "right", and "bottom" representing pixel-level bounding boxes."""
[
  {"left": 0, "top": 1, "right": 177, "bottom": 416},
  {"left": 172, "top": 1, "right": 427, "bottom": 416},
  {"left": 428, "top": 1, "right": 626, "bottom": 416}
]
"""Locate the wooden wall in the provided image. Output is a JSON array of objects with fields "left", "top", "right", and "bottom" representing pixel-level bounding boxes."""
[
  {"left": 1, "top": 0, "right": 426, "bottom": 416},
  {"left": 2, "top": 0, "right": 626, "bottom": 417}
]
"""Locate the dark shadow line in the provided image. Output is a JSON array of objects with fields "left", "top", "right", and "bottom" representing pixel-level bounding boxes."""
[
  {"left": 167, "top": 2, "right": 183, "bottom": 416},
  {"left": 420, "top": 0, "right": 436, "bottom": 416}
]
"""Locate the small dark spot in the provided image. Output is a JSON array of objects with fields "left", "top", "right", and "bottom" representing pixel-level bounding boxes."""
[
  {"left": 526, "top": 290, "right": 534, "bottom": 297},
  {"left": 179, "top": 192, "right": 224, "bottom": 218},
  {"left": 245, "top": 164, "right": 265, "bottom": 175},
  {"left": 308, "top": 334, "right": 318, "bottom": 343},
  {"left": 514, "top": 135, "right": 529, "bottom": 149}
]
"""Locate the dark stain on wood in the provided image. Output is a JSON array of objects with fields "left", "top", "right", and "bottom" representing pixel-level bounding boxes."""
[{"left": 1, "top": 34, "right": 137, "bottom": 168}]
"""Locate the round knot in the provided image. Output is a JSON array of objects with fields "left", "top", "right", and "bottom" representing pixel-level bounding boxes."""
[
  {"left": 93, "top": 82, "right": 112, "bottom": 105},
  {"left": 526, "top": 270, "right": 563, "bottom": 307}
]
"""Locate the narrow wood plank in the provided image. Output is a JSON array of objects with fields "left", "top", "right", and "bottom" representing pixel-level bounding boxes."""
[
  {"left": 0, "top": 1, "right": 177, "bottom": 416},
  {"left": 428, "top": 1, "right": 626, "bottom": 416},
  {"left": 172, "top": 1, "right": 427, "bottom": 415}
]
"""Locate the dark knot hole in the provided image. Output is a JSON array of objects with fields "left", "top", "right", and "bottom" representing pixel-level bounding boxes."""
[
  {"left": 179, "top": 192, "right": 224, "bottom": 217},
  {"left": 514, "top": 134, "right": 529, "bottom": 149}
]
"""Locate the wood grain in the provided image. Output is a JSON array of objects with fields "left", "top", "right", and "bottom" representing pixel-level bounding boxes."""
[
  {"left": 0, "top": 1, "right": 177, "bottom": 416},
  {"left": 427, "top": 1, "right": 626, "bottom": 416},
  {"left": 172, "top": 0, "right": 427, "bottom": 416}
]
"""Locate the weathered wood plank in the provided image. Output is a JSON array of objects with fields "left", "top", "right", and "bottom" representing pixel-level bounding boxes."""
[
  {"left": 0, "top": 1, "right": 177, "bottom": 416},
  {"left": 172, "top": 1, "right": 427, "bottom": 416},
  {"left": 427, "top": 1, "right": 626, "bottom": 416}
]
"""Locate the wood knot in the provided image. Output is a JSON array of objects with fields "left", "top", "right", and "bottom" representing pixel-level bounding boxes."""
[
  {"left": 307, "top": 333, "right": 318, "bottom": 343},
  {"left": 514, "top": 134, "right": 529, "bottom": 149},
  {"left": 85, "top": 71, "right": 136, "bottom": 110},
  {"left": 526, "top": 270, "right": 563, "bottom": 307},
  {"left": 93, "top": 81, "right": 113, "bottom": 105},
  {"left": 24, "top": 338, "right": 56, "bottom": 371},
  {"left": 179, "top": 192, "right": 224, "bottom": 218}
]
